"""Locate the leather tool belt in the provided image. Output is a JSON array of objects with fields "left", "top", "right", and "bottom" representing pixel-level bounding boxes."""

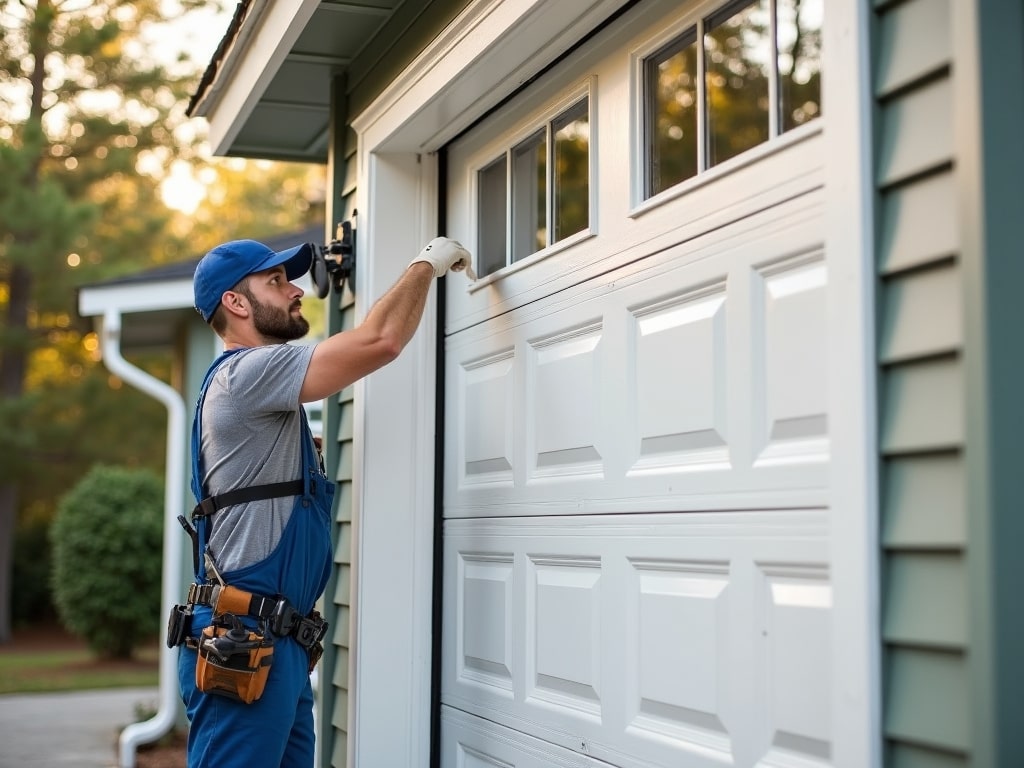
[
  {"left": 167, "top": 583, "right": 328, "bottom": 652},
  {"left": 187, "top": 583, "right": 328, "bottom": 649}
]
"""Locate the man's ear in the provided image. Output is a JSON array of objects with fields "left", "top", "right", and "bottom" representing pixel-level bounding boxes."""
[{"left": 221, "top": 290, "right": 249, "bottom": 319}]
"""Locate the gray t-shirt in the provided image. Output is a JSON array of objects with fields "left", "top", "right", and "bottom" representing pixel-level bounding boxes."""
[{"left": 199, "top": 343, "right": 316, "bottom": 574}]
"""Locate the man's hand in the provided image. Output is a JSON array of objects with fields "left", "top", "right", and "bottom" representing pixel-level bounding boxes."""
[{"left": 409, "top": 237, "right": 472, "bottom": 278}]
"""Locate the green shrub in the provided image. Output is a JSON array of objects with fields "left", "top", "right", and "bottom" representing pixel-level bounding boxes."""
[{"left": 50, "top": 465, "right": 164, "bottom": 658}]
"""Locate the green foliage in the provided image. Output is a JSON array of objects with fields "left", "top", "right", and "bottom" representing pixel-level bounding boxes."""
[
  {"left": 50, "top": 465, "right": 164, "bottom": 658},
  {"left": 11, "top": 512, "right": 55, "bottom": 625},
  {"left": 0, "top": 0, "right": 323, "bottom": 645}
]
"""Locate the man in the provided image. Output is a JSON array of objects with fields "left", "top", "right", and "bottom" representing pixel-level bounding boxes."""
[{"left": 172, "top": 235, "right": 470, "bottom": 767}]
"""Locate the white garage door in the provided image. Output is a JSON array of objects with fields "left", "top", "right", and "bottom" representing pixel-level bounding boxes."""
[{"left": 440, "top": 1, "right": 831, "bottom": 766}]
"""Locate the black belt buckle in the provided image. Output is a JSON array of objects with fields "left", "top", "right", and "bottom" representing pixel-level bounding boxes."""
[
  {"left": 269, "top": 599, "right": 297, "bottom": 638},
  {"left": 166, "top": 603, "right": 193, "bottom": 648}
]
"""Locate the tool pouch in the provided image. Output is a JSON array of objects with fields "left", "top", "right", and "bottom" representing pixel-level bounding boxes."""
[
  {"left": 195, "top": 615, "right": 274, "bottom": 704},
  {"left": 166, "top": 604, "right": 193, "bottom": 649},
  {"left": 308, "top": 641, "right": 324, "bottom": 674}
]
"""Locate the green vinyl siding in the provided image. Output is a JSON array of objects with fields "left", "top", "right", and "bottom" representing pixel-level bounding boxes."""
[
  {"left": 885, "top": 647, "right": 970, "bottom": 752},
  {"left": 873, "top": 0, "right": 968, "bottom": 764},
  {"left": 318, "top": 74, "right": 356, "bottom": 768},
  {"left": 881, "top": 454, "right": 964, "bottom": 548},
  {"left": 318, "top": 5, "right": 471, "bottom": 766}
]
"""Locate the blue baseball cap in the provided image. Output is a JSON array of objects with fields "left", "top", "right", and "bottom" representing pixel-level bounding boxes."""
[{"left": 193, "top": 239, "right": 314, "bottom": 322}]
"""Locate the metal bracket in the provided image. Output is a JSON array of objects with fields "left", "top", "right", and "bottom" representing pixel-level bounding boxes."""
[{"left": 311, "top": 214, "right": 356, "bottom": 298}]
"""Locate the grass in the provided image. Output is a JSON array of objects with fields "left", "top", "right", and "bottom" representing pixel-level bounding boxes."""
[{"left": 0, "top": 630, "right": 160, "bottom": 695}]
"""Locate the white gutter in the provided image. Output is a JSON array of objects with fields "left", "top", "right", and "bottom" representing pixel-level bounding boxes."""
[{"left": 98, "top": 309, "right": 187, "bottom": 768}]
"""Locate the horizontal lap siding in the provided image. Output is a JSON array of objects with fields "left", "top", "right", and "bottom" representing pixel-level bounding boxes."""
[
  {"left": 873, "top": 0, "right": 968, "bottom": 764},
  {"left": 322, "top": 6, "right": 470, "bottom": 764},
  {"left": 326, "top": 117, "right": 359, "bottom": 768}
]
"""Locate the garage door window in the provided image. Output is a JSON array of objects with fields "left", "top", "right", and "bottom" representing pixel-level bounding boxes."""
[
  {"left": 645, "top": 0, "right": 822, "bottom": 199},
  {"left": 477, "top": 96, "right": 590, "bottom": 278}
]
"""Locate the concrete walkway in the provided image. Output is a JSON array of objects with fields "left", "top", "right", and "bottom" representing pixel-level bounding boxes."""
[{"left": 0, "top": 687, "right": 159, "bottom": 767}]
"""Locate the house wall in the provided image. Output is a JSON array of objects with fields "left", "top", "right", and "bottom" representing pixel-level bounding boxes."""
[
  {"left": 319, "top": 75, "right": 356, "bottom": 768},
  {"left": 318, "top": 5, "right": 469, "bottom": 767},
  {"left": 310, "top": 0, "right": 1024, "bottom": 764},
  {"left": 871, "top": 0, "right": 1024, "bottom": 764},
  {"left": 873, "top": 0, "right": 968, "bottom": 762}
]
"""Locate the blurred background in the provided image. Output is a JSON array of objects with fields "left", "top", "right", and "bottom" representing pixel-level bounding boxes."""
[{"left": 0, "top": 0, "right": 328, "bottom": 652}]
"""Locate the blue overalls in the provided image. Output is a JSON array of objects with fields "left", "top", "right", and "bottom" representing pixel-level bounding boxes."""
[{"left": 178, "top": 349, "right": 334, "bottom": 768}]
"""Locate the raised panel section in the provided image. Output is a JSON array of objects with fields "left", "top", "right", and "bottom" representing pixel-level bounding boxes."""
[
  {"left": 630, "top": 286, "right": 729, "bottom": 472},
  {"left": 442, "top": 511, "right": 830, "bottom": 768},
  {"left": 757, "top": 564, "right": 832, "bottom": 765},
  {"left": 459, "top": 553, "right": 515, "bottom": 692},
  {"left": 627, "top": 559, "right": 730, "bottom": 747},
  {"left": 528, "top": 325, "right": 604, "bottom": 476},
  {"left": 753, "top": 255, "right": 829, "bottom": 466},
  {"left": 444, "top": 198, "right": 829, "bottom": 520},
  {"left": 526, "top": 556, "right": 602, "bottom": 713},
  {"left": 461, "top": 350, "right": 516, "bottom": 483}
]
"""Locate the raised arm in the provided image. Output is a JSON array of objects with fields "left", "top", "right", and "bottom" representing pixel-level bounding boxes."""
[{"left": 299, "top": 237, "right": 470, "bottom": 402}]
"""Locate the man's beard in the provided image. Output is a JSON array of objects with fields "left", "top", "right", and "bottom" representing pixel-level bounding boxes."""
[{"left": 250, "top": 294, "right": 309, "bottom": 342}]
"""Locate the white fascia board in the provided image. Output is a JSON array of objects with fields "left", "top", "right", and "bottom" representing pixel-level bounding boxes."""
[
  {"left": 199, "top": 0, "right": 322, "bottom": 156},
  {"left": 78, "top": 279, "right": 196, "bottom": 317},
  {"left": 352, "top": 0, "right": 628, "bottom": 153}
]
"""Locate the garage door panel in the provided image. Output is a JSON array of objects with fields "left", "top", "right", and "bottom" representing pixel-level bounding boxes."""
[
  {"left": 529, "top": 324, "right": 605, "bottom": 477},
  {"left": 445, "top": 200, "right": 827, "bottom": 518},
  {"left": 442, "top": 511, "right": 831, "bottom": 768},
  {"left": 461, "top": 350, "right": 517, "bottom": 483},
  {"left": 460, "top": 552, "right": 516, "bottom": 692},
  {"left": 442, "top": 707, "right": 617, "bottom": 768},
  {"left": 753, "top": 255, "right": 830, "bottom": 467},
  {"left": 632, "top": 283, "right": 730, "bottom": 471}
]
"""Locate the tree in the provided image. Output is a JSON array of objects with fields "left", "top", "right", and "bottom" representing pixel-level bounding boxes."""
[
  {"left": 50, "top": 464, "right": 163, "bottom": 658},
  {"left": 0, "top": 0, "right": 210, "bottom": 643}
]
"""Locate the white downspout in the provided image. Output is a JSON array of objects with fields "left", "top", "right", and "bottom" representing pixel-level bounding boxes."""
[{"left": 98, "top": 309, "right": 186, "bottom": 768}]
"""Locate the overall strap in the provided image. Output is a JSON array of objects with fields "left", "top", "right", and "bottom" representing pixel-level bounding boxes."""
[{"left": 192, "top": 479, "right": 304, "bottom": 519}]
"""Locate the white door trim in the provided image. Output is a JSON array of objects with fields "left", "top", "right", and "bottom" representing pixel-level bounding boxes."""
[
  {"left": 349, "top": 147, "right": 439, "bottom": 768},
  {"left": 822, "top": 2, "right": 881, "bottom": 766}
]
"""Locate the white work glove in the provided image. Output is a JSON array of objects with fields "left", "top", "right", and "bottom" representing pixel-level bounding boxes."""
[{"left": 410, "top": 237, "right": 475, "bottom": 279}]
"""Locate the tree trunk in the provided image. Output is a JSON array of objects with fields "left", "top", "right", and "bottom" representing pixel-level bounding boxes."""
[
  {"left": 0, "top": 3, "right": 46, "bottom": 643},
  {"left": 0, "top": 263, "right": 32, "bottom": 644},
  {"left": 0, "top": 486, "right": 16, "bottom": 643}
]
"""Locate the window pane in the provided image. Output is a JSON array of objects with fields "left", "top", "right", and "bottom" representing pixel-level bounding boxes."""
[
  {"left": 512, "top": 129, "right": 547, "bottom": 262},
  {"left": 478, "top": 156, "right": 508, "bottom": 277},
  {"left": 552, "top": 98, "right": 589, "bottom": 243},
  {"left": 704, "top": 0, "right": 771, "bottom": 167},
  {"left": 778, "top": 0, "right": 823, "bottom": 132},
  {"left": 646, "top": 32, "right": 698, "bottom": 197}
]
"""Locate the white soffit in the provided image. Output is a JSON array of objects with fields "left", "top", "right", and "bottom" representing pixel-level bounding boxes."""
[
  {"left": 353, "top": 0, "right": 629, "bottom": 152},
  {"left": 196, "top": 0, "right": 323, "bottom": 156}
]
